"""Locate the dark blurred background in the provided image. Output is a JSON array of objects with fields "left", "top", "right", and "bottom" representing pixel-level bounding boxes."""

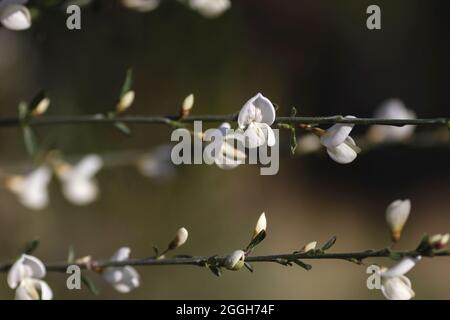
[{"left": 0, "top": 0, "right": 449, "bottom": 299}]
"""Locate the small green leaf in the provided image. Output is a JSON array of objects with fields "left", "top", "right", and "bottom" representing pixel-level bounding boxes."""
[
  {"left": 18, "top": 102, "right": 30, "bottom": 122},
  {"left": 152, "top": 245, "right": 159, "bottom": 257},
  {"left": 293, "top": 260, "right": 312, "bottom": 270},
  {"left": 81, "top": 274, "right": 100, "bottom": 295},
  {"left": 244, "top": 262, "right": 254, "bottom": 273},
  {"left": 290, "top": 128, "right": 297, "bottom": 155},
  {"left": 119, "top": 68, "right": 133, "bottom": 97},
  {"left": 290, "top": 107, "right": 297, "bottom": 117},
  {"left": 208, "top": 265, "right": 222, "bottom": 277},
  {"left": 22, "top": 239, "right": 40, "bottom": 255},
  {"left": 22, "top": 126, "right": 38, "bottom": 157},
  {"left": 114, "top": 121, "right": 132, "bottom": 136},
  {"left": 321, "top": 236, "right": 337, "bottom": 251},
  {"left": 246, "top": 230, "right": 266, "bottom": 252},
  {"left": 388, "top": 251, "right": 403, "bottom": 261}
]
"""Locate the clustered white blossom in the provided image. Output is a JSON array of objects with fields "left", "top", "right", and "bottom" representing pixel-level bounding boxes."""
[{"left": 102, "top": 247, "right": 141, "bottom": 293}]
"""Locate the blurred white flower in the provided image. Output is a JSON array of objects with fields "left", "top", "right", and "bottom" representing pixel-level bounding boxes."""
[
  {"left": 5, "top": 166, "right": 52, "bottom": 210},
  {"left": 169, "top": 227, "right": 189, "bottom": 250},
  {"left": 137, "top": 145, "right": 176, "bottom": 179},
  {"left": 187, "top": 0, "right": 230, "bottom": 18},
  {"left": 296, "top": 134, "right": 321, "bottom": 155},
  {"left": 102, "top": 247, "right": 140, "bottom": 293},
  {"left": 224, "top": 249, "right": 245, "bottom": 270},
  {"left": 0, "top": 4, "right": 31, "bottom": 30},
  {"left": 380, "top": 256, "right": 421, "bottom": 300},
  {"left": 385, "top": 199, "right": 411, "bottom": 242},
  {"left": 429, "top": 233, "right": 450, "bottom": 249},
  {"left": 238, "top": 93, "right": 276, "bottom": 149},
  {"left": 368, "top": 99, "right": 417, "bottom": 143},
  {"left": 320, "top": 116, "right": 360, "bottom": 164},
  {"left": 7, "top": 254, "right": 52, "bottom": 300},
  {"left": 121, "top": 0, "right": 160, "bottom": 12},
  {"left": 204, "top": 122, "right": 246, "bottom": 170},
  {"left": 57, "top": 154, "right": 103, "bottom": 206}
]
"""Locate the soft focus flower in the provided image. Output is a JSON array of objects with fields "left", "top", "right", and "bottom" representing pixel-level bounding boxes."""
[
  {"left": 168, "top": 227, "right": 189, "bottom": 250},
  {"left": 385, "top": 199, "right": 411, "bottom": 242},
  {"left": 5, "top": 166, "right": 52, "bottom": 210},
  {"left": 238, "top": 93, "right": 276, "bottom": 149},
  {"left": 116, "top": 90, "right": 135, "bottom": 113},
  {"left": 57, "top": 154, "right": 103, "bottom": 206},
  {"left": 187, "top": 0, "right": 231, "bottom": 18},
  {"left": 367, "top": 99, "right": 417, "bottom": 143},
  {"left": 102, "top": 247, "right": 140, "bottom": 293},
  {"left": 429, "top": 233, "right": 450, "bottom": 249},
  {"left": 7, "top": 254, "right": 52, "bottom": 300},
  {"left": 224, "top": 249, "right": 245, "bottom": 270},
  {"left": 379, "top": 256, "right": 421, "bottom": 300},
  {"left": 319, "top": 116, "right": 360, "bottom": 164},
  {"left": 296, "top": 134, "right": 321, "bottom": 155},
  {"left": 137, "top": 145, "right": 176, "bottom": 179},
  {"left": 121, "top": 0, "right": 160, "bottom": 12},
  {"left": 253, "top": 212, "right": 266, "bottom": 239},
  {"left": 204, "top": 122, "right": 246, "bottom": 170},
  {"left": 0, "top": 4, "right": 31, "bottom": 30}
]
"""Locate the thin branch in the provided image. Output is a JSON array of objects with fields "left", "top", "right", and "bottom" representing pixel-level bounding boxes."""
[
  {"left": 0, "top": 248, "right": 449, "bottom": 273},
  {"left": 0, "top": 115, "right": 449, "bottom": 128}
]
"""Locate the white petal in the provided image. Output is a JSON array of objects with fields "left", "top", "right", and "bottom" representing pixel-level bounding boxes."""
[
  {"left": 243, "top": 123, "right": 266, "bottom": 148},
  {"left": 19, "top": 166, "right": 52, "bottom": 210},
  {"left": 62, "top": 177, "right": 99, "bottom": 205},
  {"left": 381, "top": 276, "right": 414, "bottom": 300},
  {"left": 15, "top": 279, "right": 53, "bottom": 300},
  {"left": 72, "top": 154, "right": 103, "bottom": 178},
  {"left": 111, "top": 247, "right": 131, "bottom": 262},
  {"left": 320, "top": 116, "right": 355, "bottom": 148},
  {"left": 0, "top": 5, "right": 31, "bottom": 31},
  {"left": 326, "top": 138, "right": 358, "bottom": 164},
  {"left": 381, "top": 256, "right": 421, "bottom": 278},
  {"left": 104, "top": 266, "right": 140, "bottom": 293},
  {"left": 7, "top": 254, "right": 46, "bottom": 289},
  {"left": 385, "top": 199, "right": 411, "bottom": 232},
  {"left": 188, "top": 0, "right": 231, "bottom": 18},
  {"left": 121, "top": 0, "right": 160, "bottom": 12},
  {"left": 238, "top": 93, "right": 275, "bottom": 128}
]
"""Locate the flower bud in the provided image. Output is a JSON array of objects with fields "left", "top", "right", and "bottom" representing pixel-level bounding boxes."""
[
  {"left": 31, "top": 97, "right": 50, "bottom": 117},
  {"left": 428, "top": 233, "right": 450, "bottom": 249},
  {"left": 224, "top": 250, "right": 245, "bottom": 270},
  {"left": 253, "top": 212, "right": 267, "bottom": 239},
  {"left": 301, "top": 241, "right": 317, "bottom": 253},
  {"left": 116, "top": 90, "right": 135, "bottom": 113},
  {"left": 180, "top": 93, "right": 194, "bottom": 118},
  {"left": 0, "top": 5, "right": 31, "bottom": 31},
  {"left": 385, "top": 199, "right": 411, "bottom": 242},
  {"left": 168, "top": 227, "right": 188, "bottom": 250}
]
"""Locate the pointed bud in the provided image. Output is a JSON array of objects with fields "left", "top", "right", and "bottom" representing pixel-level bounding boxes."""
[
  {"left": 253, "top": 212, "right": 267, "bottom": 239},
  {"left": 301, "top": 241, "right": 317, "bottom": 253},
  {"left": 31, "top": 97, "right": 50, "bottom": 117},
  {"left": 385, "top": 199, "right": 411, "bottom": 242},
  {"left": 428, "top": 233, "right": 450, "bottom": 249},
  {"left": 180, "top": 93, "right": 194, "bottom": 119},
  {"left": 168, "top": 227, "right": 188, "bottom": 250},
  {"left": 224, "top": 250, "right": 245, "bottom": 271},
  {"left": 116, "top": 90, "right": 135, "bottom": 113}
]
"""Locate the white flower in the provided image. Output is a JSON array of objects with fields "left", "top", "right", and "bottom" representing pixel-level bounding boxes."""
[
  {"left": 0, "top": 4, "right": 31, "bottom": 30},
  {"left": 188, "top": 0, "right": 231, "bottom": 18},
  {"left": 238, "top": 93, "right": 276, "bottom": 149},
  {"left": 103, "top": 247, "right": 140, "bottom": 293},
  {"left": 7, "top": 254, "right": 52, "bottom": 300},
  {"left": 320, "top": 117, "right": 360, "bottom": 164},
  {"left": 168, "top": 227, "right": 189, "bottom": 250},
  {"left": 57, "top": 154, "right": 103, "bottom": 206},
  {"left": 121, "top": 0, "right": 160, "bottom": 12},
  {"left": 385, "top": 199, "right": 411, "bottom": 242},
  {"left": 429, "top": 233, "right": 450, "bottom": 249},
  {"left": 5, "top": 166, "right": 52, "bottom": 210},
  {"left": 137, "top": 145, "right": 176, "bottom": 179},
  {"left": 380, "top": 256, "right": 421, "bottom": 300},
  {"left": 224, "top": 250, "right": 245, "bottom": 270},
  {"left": 253, "top": 212, "right": 266, "bottom": 238},
  {"left": 368, "top": 99, "right": 416, "bottom": 143},
  {"left": 204, "top": 122, "right": 246, "bottom": 170}
]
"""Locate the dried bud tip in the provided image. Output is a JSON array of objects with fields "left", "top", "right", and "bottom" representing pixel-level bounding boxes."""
[
  {"left": 224, "top": 250, "right": 245, "bottom": 271},
  {"left": 168, "top": 227, "right": 188, "bottom": 250},
  {"left": 31, "top": 97, "right": 50, "bottom": 117},
  {"left": 253, "top": 212, "right": 267, "bottom": 239},
  {"left": 116, "top": 90, "right": 135, "bottom": 113}
]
